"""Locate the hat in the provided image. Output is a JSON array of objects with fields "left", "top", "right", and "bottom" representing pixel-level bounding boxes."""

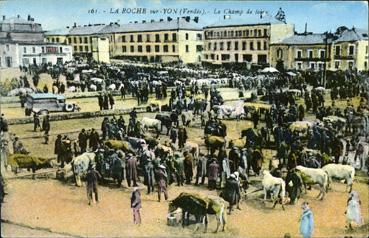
[
  {"left": 132, "top": 186, "right": 140, "bottom": 191},
  {"left": 159, "top": 164, "right": 166, "bottom": 169},
  {"left": 230, "top": 174, "right": 236, "bottom": 179}
]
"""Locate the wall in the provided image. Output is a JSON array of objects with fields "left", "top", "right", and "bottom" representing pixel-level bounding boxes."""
[{"left": 92, "top": 36, "right": 110, "bottom": 63}]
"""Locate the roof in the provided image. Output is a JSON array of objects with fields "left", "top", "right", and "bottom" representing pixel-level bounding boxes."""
[
  {"left": 109, "top": 18, "right": 202, "bottom": 33},
  {"left": 275, "top": 34, "right": 329, "bottom": 45},
  {"left": 27, "top": 93, "right": 65, "bottom": 100},
  {"left": 205, "top": 15, "right": 283, "bottom": 28},
  {"left": 45, "top": 28, "right": 70, "bottom": 36},
  {"left": 68, "top": 24, "right": 107, "bottom": 35},
  {"left": 334, "top": 28, "right": 368, "bottom": 43},
  {"left": 0, "top": 17, "right": 31, "bottom": 24}
]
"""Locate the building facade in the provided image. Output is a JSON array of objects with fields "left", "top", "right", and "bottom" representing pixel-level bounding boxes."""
[
  {"left": 202, "top": 17, "right": 294, "bottom": 65},
  {"left": 107, "top": 17, "right": 203, "bottom": 64},
  {"left": 270, "top": 33, "right": 332, "bottom": 71},
  {"left": 0, "top": 15, "right": 72, "bottom": 68}
]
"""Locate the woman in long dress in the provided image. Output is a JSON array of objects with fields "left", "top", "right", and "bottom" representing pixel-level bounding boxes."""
[{"left": 345, "top": 191, "right": 363, "bottom": 230}]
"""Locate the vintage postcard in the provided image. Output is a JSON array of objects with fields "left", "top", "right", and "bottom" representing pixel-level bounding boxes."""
[{"left": 0, "top": 0, "right": 368, "bottom": 237}]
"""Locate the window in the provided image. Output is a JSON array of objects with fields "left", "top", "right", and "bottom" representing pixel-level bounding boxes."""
[
  {"left": 220, "top": 42, "right": 224, "bottom": 51},
  {"left": 348, "top": 61, "right": 354, "bottom": 69},
  {"left": 164, "top": 33, "right": 169, "bottom": 42},
  {"left": 185, "top": 45, "right": 189, "bottom": 52},
  {"left": 242, "top": 41, "right": 246, "bottom": 50},
  {"left": 196, "top": 33, "right": 202, "bottom": 41},
  {"left": 122, "top": 46, "right": 127, "bottom": 52},
  {"left": 163, "top": 45, "right": 168, "bottom": 52},
  {"left": 214, "top": 42, "right": 217, "bottom": 51},
  {"left": 74, "top": 37, "right": 77, "bottom": 43},
  {"left": 23, "top": 47, "right": 27, "bottom": 53},
  {"left": 364, "top": 61, "right": 368, "bottom": 70},
  {"left": 234, "top": 41, "right": 239, "bottom": 50},
  {"left": 6, "top": 45, "right": 9, "bottom": 51},
  {"left": 137, "top": 35, "right": 142, "bottom": 42},
  {"left": 172, "top": 33, "right": 177, "bottom": 42},
  {"left": 32, "top": 47, "right": 35, "bottom": 53},
  {"left": 79, "top": 37, "right": 82, "bottom": 43},
  {"left": 309, "top": 62, "right": 316, "bottom": 70},
  {"left": 84, "top": 37, "right": 88, "bottom": 44},
  {"left": 59, "top": 47, "right": 63, "bottom": 53},
  {"left": 146, "top": 45, "right": 151, "bottom": 52},
  {"left": 79, "top": 46, "right": 83, "bottom": 51},
  {"left": 227, "top": 41, "right": 231, "bottom": 50},
  {"left": 366, "top": 46, "right": 368, "bottom": 54},
  {"left": 254, "top": 29, "right": 257, "bottom": 36},
  {"left": 155, "top": 45, "right": 160, "bottom": 52},
  {"left": 320, "top": 50, "right": 325, "bottom": 59},
  {"left": 308, "top": 50, "right": 313, "bottom": 58},
  {"left": 264, "top": 29, "right": 268, "bottom": 36},
  {"left": 258, "top": 30, "right": 261, "bottom": 36},
  {"left": 221, "top": 54, "right": 230, "bottom": 61},
  {"left": 318, "top": 63, "right": 324, "bottom": 70},
  {"left": 246, "top": 30, "right": 249, "bottom": 37},
  {"left": 74, "top": 46, "right": 77, "bottom": 51},
  {"left": 264, "top": 41, "right": 267, "bottom": 50},
  {"left": 277, "top": 49, "right": 283, "bottom": 59},
  {"left": 196, "top": 45, "right": 202, "bottom": 52},
  {"left": 172, "top": 45, "right": 175, "bottom": 52},
  {"left": 250, "top": 42, "right": 254, "bottom": 50},
  {"left": 138, "top": 45, "right": 142, "bottom": 52},
  {"left": 208, "top": 43, "right": 211, "bottom": 50},
  {"left": 235, "top": 54, "right": 239, "bottom": 62},
  {"left": 257, "top": 41, "right": 261, "bottom": 50},
  {"left": 42, "top": 47, "right": 45, "bottom": 53},
  {"left": 335, "top": 45, "right": 341, "bottom": 56},
  {"left": 296, "top": 62, "right": 302, "bottom": 70},
  {"left": 296, "top": 50, "right": 302, "bottom": 58},
  {"left": 130, "top": 46, "right": 134, "bottom": 52},
  {"left": 334, "top": 60, "right": 340, "bottom": 69},
  {"left": 185, "top": 33, "right": 189, "bottom": 40},
  {"left": 56, "top": 38, "right": 59, "bottom": 43},
  {"left": 155, "top": 34, "right": 160, "bottom": 42},
  {"left": 146, "top": 34, "right": 150, "bottom": 42},
  {"left": 85, "top": 46, "right": 88, "bottom": 51},
  {"left": 130, "top": 35, "right": 134, "bottom": 42},
  {"left": 348, "top": 45, "right": 355, "bottom": 55},
  {"left": 122, "top": 35, "right": 126, "bottom": 42}
]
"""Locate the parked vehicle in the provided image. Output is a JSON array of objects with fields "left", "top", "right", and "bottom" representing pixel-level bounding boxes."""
[{"left": 25, "top": 93, "right": 80, "bottom": 116}]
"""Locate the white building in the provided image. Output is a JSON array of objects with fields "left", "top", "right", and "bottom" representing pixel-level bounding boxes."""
[{"left": 0, "top": 15, "right": 73, "bottom": 68}]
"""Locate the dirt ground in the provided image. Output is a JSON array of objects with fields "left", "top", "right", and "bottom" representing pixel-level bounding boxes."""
[{"left": 1, "top": 68, "right": 369, "bottom": 237}]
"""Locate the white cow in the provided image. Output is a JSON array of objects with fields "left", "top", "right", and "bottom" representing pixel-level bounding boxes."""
[
  {"left": 141, "top": 117, "right": 161, "bottom": 136},
  {"left": 296, "top": 165, "right": 329, "bottom": 200},
  {"left": 262, "top": 170, "right": 286, "bottom": 208},
  {"left": 322, "top": 164, "right": 355, "bottom": 192},
  {"left": 70, "top": 152, "right": 96, "bottom": 186}
]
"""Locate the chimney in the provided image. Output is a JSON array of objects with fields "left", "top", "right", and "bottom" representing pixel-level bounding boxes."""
[
  {"left": 304, "top": 23, "right": 307, "bottom": 34},
  {"left": 2, "top": 15, "right": 5, "bottom": 20},
  {"left": 129, "top": 21, "right": 132, "bottom": 23},
  {"left": 17, "top": 15, "right": 20, "bottom": 18},
  {"left": 151, "top": 19, "right": 154, "bottom": 23},
  {"left": 194, "top": 16, "right": 199, "bottom": 23},
  {"left": 185, "top": 16, "right": 190, "bottom": 22},
  {"left": 167, "top": 17, "right": 172, "bottom": 22},
  {"left": 27, "top": 14, "right": 31, "bottom": 21},
  {"left": 142, "top": 20, "right": 146, "bottom": 23},
  {"left": 88, "top": 23, "right": 92, "bottom": 26},
  {"left": 159, "top": 19, "right": 163, "bottom": 22},
  {"left": 66, "top": 26, "right": 69, "bottom": 29},
  {"left": 134, "top": 21, "right": 138, "bottom": 23},
  {"left": 73, "top": 22, "right": 76, "bottom": 28}
]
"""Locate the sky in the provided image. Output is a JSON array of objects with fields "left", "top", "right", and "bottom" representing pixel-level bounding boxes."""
[{"left": 0, "top": 0, "right": 367, "bottom": 33}]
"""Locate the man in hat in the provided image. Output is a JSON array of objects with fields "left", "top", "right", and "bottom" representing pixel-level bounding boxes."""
[
  {"left": 195, "top": 153, "right": 207, "bottom": 185},
  {"left": 42, "top": 115, "right": 50, "bottom": 135},
  {"left": 183, "top": 151, "right": 193, "bottom": 184},
  {"left": 86, "top": 163, "right": 101, "bottom": 205},
  {"left": 126, "top": 154, "right": 138, "bottom": 187},
  {"left": 54, "top": 134, "right": 62, "bottom": 164},
  {"left": 98, "top": 93, "right": 104, "bottom": 110},
  {"left": 89, "top": 128, "right": 100, "bottom": 151},
  {"left": 173, "top": 153, "right": 184, "bottom": 186},
  {"left": 221, "top": 173, "right": 241, "bottom": 214},
  {"left": 208, "top": 159, "right": 219, "bottom": 190},
  {"left": 299, "top": 202, "right": 314, "bottom": 238},
  {"left": 33, "top": 113, "right": 40, "bottom": 132},
  {"left": 78, "top": 129, "right": 88, "bottom": 153},
  {"left": 155, "top": 165, "right": 168, "bottom": 202},
  {"left": 131, "top": 187, "right": 142, "bottom": 225}
]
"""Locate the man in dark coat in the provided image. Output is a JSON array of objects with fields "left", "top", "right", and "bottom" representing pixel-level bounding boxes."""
[
  {"left": 42, "top": 115, "right": 50, "bottom": 134},
  {"left": 195, "top": 154, "right": 207, "bottom": 185},
  {"left": 103, "top": 93, "right": 109, "bottom": 110},
  {"left": 98, "top": 93, "right": 104, "bottom": 110},
  {"left": 33, "top": 113, "right": 40, "bottom": 131},
  {"left": 126, "top": 154, "right": 138, "bottom": 187},
  {"left": 183, "top": 151, "right": 193, "bottom": 184},
  {"left": 78, "top": 129, "right": 88, "bottom": 153},
  {"left": 131, "top": 187, "right": 142, "bottom": 224},
  {"left": 89, "top": 128, "right": 100, "bottom": 151},
  {"left": 108, "top": 93, "right": 115, "bottom": 109},
  {"left": 252, "top": 110, "right": 259, "bottom": 129},
  {"left": 178, "top": 126, "right": 187, "bottom": 149},
  {"left": 54, "top": 134, "right": 62, "bottom": 164},
  {"left": 221, "top": 174, "right": 241, "bottom": 214},
  {"left": 86, "top": 164, "right": 101, "bottom": 205},
  {"left": 155, "top": 165, "right": 168, "bottom": 202},
  {"left": 208, "top": 159, "right": 219, "bottom": 190}
]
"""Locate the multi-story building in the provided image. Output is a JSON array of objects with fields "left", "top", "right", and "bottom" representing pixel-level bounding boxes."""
[
  {"left": 202, "top": 17, "right": 294, "bottom": 65},
  {"left": 107, "top": 17, "right": 203, "bottom": 64},
  {"left": 0, "top": 15, "right": 72, "bottom": 68},
  {"left": 332, "top": 27, "right": 368, "bottom": 71},
  {"left": 269, "top": 32, "right": 332, "bottom": 71},
  {"left": 270, "top": 27, "right": 368, "bottom": 71}
]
